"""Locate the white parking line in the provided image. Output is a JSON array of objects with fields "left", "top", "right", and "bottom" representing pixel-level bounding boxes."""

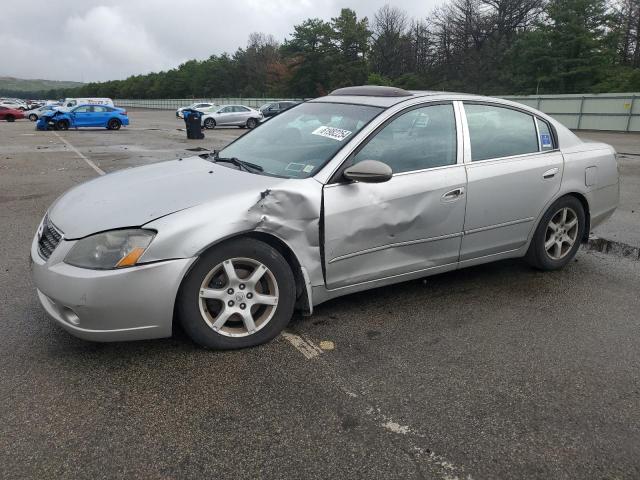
[
  {"left": 281, "top": 331, "right": 323, "bottom": 359},
  {"left": 53, "top": 131, "right": 105, "bottom": 176}
]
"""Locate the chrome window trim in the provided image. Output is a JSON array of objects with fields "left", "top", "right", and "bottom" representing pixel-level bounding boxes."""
[
  {"left": 457, "top": 100, "right": 472, "bottom": 164},
  {"left": 453, "top": 101, "right": 466, "bottom": 166}
]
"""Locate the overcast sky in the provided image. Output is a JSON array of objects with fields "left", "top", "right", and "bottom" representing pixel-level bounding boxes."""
[{"left": 2, "top": 0, "right": 439, "bottom": 83}]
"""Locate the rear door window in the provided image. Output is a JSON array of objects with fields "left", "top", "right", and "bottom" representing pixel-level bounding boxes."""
[{"left": 464, "top": 104, "right": 539, "bottom": 161}]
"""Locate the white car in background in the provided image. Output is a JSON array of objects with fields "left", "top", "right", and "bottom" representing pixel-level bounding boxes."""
[
  {"left": 0, "top": 99, "right": 27, "bottom": 110},
  {"left": 201, "top": 105, "right": 263, "bottom": 129},
  {"left": 176, "top": 102, "right": 218, "bottom": 118}
]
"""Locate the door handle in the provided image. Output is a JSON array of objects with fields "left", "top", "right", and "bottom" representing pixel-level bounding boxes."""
[
  {"left": 543, "top": 167, "right": 559, "bottom": 179},
  {"left": 441, "top": 187, "right": 465, "bottom": 202}
]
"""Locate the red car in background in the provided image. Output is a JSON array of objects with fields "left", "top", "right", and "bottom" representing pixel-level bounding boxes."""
[{"left": 0, "top": 106, "right": 25, "bottom": 122}]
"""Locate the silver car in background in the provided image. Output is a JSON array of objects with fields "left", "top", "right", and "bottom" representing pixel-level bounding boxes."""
[
  {"left": 24, "top": 104, "right": 60, "bottom": 121},
  {"left": 31, "top": 86, "right": 619, "bottom": 349},
  {"left": 200, "top": 104, "right": 263, "bottom": 129}
]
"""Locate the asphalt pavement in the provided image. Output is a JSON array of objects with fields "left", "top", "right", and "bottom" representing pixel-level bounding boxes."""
[
  {"left": 1, "top": 111, "right": 639, "bottom": 479},
  {"left": 579, "top": 131, "right": 640, "bottom": 249}
]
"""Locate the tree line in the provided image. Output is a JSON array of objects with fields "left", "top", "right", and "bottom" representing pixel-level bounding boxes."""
[{"left": 10, "top": 0, "right": 640, "bottom": 100}]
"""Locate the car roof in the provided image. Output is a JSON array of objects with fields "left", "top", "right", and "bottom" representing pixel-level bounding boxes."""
[{"left": 310, "top": 85, "right": 531, "bottom": 110}]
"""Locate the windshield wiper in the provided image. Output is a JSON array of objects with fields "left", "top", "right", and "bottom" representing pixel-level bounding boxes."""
[{"left": 210, "top": 150, "right": 263, "bottom": 173}]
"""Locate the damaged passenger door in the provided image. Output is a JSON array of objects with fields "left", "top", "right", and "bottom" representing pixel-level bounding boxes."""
[{"left": 323, "top": 102, "right": 467, "bottom": 290}]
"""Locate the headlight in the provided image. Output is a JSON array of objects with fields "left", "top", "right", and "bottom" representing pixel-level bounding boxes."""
[{"left": 64, "top": 229, "right": 155, "bottom": 270}]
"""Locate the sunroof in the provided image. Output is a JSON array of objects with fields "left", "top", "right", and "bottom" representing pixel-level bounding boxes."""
[{"left": 329, "top": 86, "right": 413, "bottom": 97}]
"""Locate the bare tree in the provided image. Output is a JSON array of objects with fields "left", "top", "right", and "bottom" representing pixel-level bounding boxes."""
[
  {"left": 611, "top": 0, "right": 640, "bottom": 66},
  {"left": 370, "top": 5, "right": 410, "bottom": 78}
]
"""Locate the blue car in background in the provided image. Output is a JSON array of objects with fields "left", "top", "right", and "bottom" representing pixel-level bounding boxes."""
[{"left": 37, "top": 104, "right": 129, "bottom": 131}]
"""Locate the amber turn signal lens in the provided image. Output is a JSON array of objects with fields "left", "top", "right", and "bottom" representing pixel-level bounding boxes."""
[{"left": 115, "top": 247, "right": 146, "bottom": 268}]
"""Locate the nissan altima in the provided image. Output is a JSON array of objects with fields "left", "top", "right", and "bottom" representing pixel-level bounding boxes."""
[{"left": 31, "top": 86, "right": 619, "bottom": 349}]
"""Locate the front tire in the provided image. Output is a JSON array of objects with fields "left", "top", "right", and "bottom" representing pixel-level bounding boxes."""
[
  {"left": 6, "top": 115, "right": 15, "bottom": 122},
  {"left": 56, "top": 119, "right": 69, "bottom": 130},
  {"left": 246, "top": 118, "right": 258, "bottom": 129},
  {"left": 29, "top": 114, "right": 37, "bottom": 121},
  {"left": 526, "top": 196, "right": 585, "bottom": 270},
  {"left": 177, "top": 238, "right": 296, "bottom": 349},
  {"left": 204, "top": 118, "right": 216, "bottom": 129}
]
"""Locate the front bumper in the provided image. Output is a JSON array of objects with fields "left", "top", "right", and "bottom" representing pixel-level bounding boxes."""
[{"left": 31, "top": 233, "right": 195, "bottom": 342}]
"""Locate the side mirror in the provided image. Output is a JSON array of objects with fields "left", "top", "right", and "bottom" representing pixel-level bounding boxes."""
[{"left": 343, "top": 160, "right": 393, "bottom": 183}]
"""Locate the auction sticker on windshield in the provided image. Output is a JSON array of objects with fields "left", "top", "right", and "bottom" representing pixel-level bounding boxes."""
[{"left": 312, "top": 126, "right": 352, "bottom": 141}]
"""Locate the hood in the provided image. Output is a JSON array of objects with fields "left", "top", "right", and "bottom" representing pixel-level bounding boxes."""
[{"left": 49, "top": 156, "right": 283, "bottom": 239}]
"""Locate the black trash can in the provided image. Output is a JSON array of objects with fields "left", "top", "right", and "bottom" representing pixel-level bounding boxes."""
[{"left": 183, "top": 109, "right": 204, "bottom": 139}]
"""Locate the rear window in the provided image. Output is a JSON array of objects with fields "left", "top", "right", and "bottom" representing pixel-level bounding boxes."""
[{"left": 464, "top": 104, "right": 539, "bottom": 161}]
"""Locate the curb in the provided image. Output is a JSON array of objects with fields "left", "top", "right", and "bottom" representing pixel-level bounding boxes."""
[{"left": 583, "top": 235, "right": 640, "bottom": 260}]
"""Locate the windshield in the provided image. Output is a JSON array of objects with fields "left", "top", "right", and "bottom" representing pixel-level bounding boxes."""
[{"left": 218, "top": 102, "right": 383, "bottom": 178}]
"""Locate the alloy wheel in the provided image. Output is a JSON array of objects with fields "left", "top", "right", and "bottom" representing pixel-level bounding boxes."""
[
  {"left": 544, "top": 207, "right": 579, "bottom": 260},
  {"left": 198, "top": 257, "right": 279, "bottom": 337}
]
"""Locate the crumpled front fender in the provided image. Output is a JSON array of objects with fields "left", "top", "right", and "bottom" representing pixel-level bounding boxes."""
[{"left": 139, "top": 177, "right": 324, "bottom": 288}]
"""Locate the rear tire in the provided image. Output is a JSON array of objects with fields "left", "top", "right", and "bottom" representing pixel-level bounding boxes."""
[
  {"left": 177, "top": 238, "right": 296, "bottom": 350},
  {"left": 526, "top": 196, "right": 585, "bottom": 270},
  {"left": 56, "top": 119, "right": 69, "bottom": 130},
  {"left": 29, "top": 114, "right": 37, "bottom": 121},
  {"left": 204, "top": 118, "right": 216, "bottom": 129},
  {"left": 107, "top": 118, "right": 121, "bottom": 130},
  {"left": 6, "top": 115, "right": 15, "bottom": 122}
]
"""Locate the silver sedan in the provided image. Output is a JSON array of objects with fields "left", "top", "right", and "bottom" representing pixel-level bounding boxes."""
[
  {"left": 31, "top": 86, "right": 619, "bottom": 349},
  {"left": 200, "top": 105, "right": 263, "bottom": 129}
]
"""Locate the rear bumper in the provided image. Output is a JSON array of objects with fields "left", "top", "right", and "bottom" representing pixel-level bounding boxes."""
[{"left": 31, "top": 234, "right": 195, "bottom": 342}]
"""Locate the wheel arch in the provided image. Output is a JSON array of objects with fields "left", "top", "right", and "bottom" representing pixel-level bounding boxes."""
[
  {"left": 525, "top": 190, "right": 592, "bottom": 253},
  {"left": 175, "top": 230, "right": 312, "bottom": 321},
  {"left": 565, "top": 192, "right": 591, "bottom": 242}
]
